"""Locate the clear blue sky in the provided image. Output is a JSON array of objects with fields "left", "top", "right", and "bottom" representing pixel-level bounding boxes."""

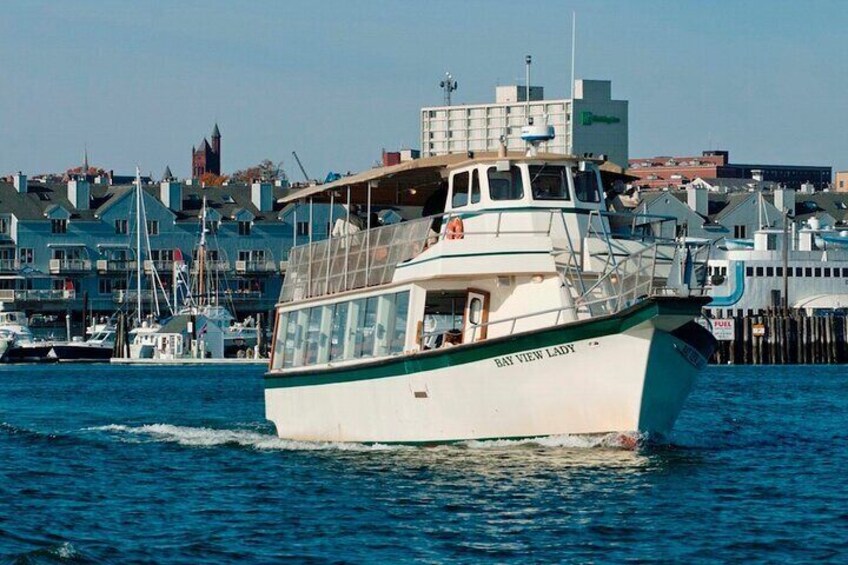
[{"left": 1, "top": 0, "right": 846, "bottom": 179}]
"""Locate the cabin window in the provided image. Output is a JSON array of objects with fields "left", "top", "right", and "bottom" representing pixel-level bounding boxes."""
[
  {"left": 355, "top": 297, "right": 380, "bottom": 358},
  {"left": 529, "top": 165, "right": 570, "bottom": 200},
  {"left": 328, "top": 301, "right": 349, "bottom": 361},
  {"left": 487, "top": 166, "right": 524, "bottom": 201},
  {"left": 470, "top": 170, "right": 481, "bottom": 204},
  {"left": 452, "top": 171, "right": 469, "bottom": 208},
  {"left": 272, "top": 312, "right": 289, "bottom": 370},
  {"left": 303, "top": 307, "right": 323, "bottom": 366},
  {"left": 573, "top": 168, "right": 601, "bottom": 203},
  {"left": 391, "top": 291, "right": 410, "bottom": 354}
]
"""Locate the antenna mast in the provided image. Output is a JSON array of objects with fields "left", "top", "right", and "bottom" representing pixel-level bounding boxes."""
[
  {"left": 440, "top": 72, "right": 457, "bottom": 106},
  {"left": 570, "top": 11, "right": 577, "bottom": 99},
  {"left": 525, "top": 55, "right": 531, "bottom": 125}
]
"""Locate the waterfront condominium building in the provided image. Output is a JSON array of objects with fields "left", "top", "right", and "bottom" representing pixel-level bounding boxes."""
[{"left": 420, "top": 79, "right": 629, "bottom": 168}]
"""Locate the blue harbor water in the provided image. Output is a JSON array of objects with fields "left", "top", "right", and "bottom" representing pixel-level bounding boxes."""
[{"left": 1, "top": 364, "right": 847, "bottom": 563}]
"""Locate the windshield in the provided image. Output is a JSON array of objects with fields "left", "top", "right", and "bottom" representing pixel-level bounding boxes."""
[
  {"left": 573, "top": 166, "right": 601, "bottom": 203},
  {"left": 487, "top": 166, "right": 525, "bottom": 201},
  {"left": 529, "top": 165, "right": 570, "bottom": 200}
]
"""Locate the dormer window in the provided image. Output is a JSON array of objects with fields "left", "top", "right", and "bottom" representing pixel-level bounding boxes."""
[
  {"left": 51, "top": 219, "right": 67, "bottom": 234},
  {"left": 239, "top": 221, "right": 251, "bottom": 236}
]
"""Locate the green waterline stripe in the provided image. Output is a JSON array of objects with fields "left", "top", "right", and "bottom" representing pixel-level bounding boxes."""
[
  {"left": 396, "top": 249, "right": 551, "bottom": 269},
  {"left": 264, "top": 298, "right": 702, "bottom": 390}
]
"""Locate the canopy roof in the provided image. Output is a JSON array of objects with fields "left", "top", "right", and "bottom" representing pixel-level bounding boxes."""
[{"left": 278, "top": 152, "right": 610, "bottom": 207}]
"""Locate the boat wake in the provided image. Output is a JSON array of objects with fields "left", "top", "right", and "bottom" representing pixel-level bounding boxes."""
[
  {"left": 86, "top": 423, "right": 408, "bottom": 452},
  {"left": 85, "top": 424, "right": 649, "bottom": 452}
]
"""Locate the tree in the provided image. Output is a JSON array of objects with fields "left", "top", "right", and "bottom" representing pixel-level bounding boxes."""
[
  {"left": 199, "top": 172, "right": 228, "bottom": 187},
  {"left": 231, "top": 159, "right": 288, "bottom": 183}
]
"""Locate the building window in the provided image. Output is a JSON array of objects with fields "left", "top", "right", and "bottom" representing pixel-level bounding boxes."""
[
  {"left": 51, "top": 219, "right": 67, "bottom": 234},
  {"left": 746, "top": 267, "right": 753, "bottom": 277},
  {"left": 19, "top": 248, "right": 33, "bottom": 264},
  {"left": 146, "top": 220, "right": 159, "bottom": 235},
  {"left": 238, "top": 221, "right": 251, "bottom": 236},
  {"left": 115, "top": 219, "right": 128, "bottom": 234},
  {"left": 755, "top": 267, "right": 763, "bottom": 277},
  {"left": 805, "top": 268, "right": 812, "bottom": 277},
  {"left": 733, "top": 225, "right": 747, "bottom": 238},
  {"left": 0, "top": 217, "right": 8, "bottom": 234},
  {"left": 766, "top": 267, "right": 774, "bottom": 277},
  {"left": 824, "top": 267, "right": 831, "bottom": 277},
  {"left": 296, "top": 222, "right": 310, "bottom": 237},
  {"left": 814, "top": 268, "right": 821, "bottom": 277},
  {"left": 98, "top": 278, "right": 113, "bottom": 295}
]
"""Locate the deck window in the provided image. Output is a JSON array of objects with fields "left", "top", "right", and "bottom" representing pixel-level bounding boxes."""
[
  {"left": 573, "top": 168, "right": 601, "bottom": 203},
  {"left": 487, "top": 166, "right": 524, "bottom": 201},
  {"left": 328, "top": 301, "right": 349, "bottom": 361},
  {"left": 452, "top": 172, "right": 469, "bottom": 208},
  {"left": 272, "top": 312, "right": 289, "bottom": 370},
  {"left": 391, "top": 291, "right": 410, "bottom": 354},
  {"left": 303, "top": 307, "right": 323, "bottom": 366},
  {"left": 529, "top": 165, "right": 570, "bottom": 200},
  {"left": 470, "top": 170, "right": 481, "bottom": 204}
]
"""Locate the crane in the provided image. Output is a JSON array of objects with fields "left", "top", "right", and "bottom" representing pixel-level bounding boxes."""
[{"left": 291, "top": 151, "right": 310, "bottom": 183}]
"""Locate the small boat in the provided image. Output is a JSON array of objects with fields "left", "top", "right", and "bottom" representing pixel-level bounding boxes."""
[
  {"left": 264, "top": 150, "right": 716, "bottom": 444},
  {"left": 0, "top": 310, "right": 55, "bottom": 363},
  {"left": 47, "top": 320, "right": 116, "bottom": 362}
]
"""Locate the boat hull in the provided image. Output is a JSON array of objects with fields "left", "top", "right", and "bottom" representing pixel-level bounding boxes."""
[
  {"left": 264, "top": 298, "right": 715, "bottom": 444},
  {"left": 48, "top": 343, "right": 114, "bottom": 363}
]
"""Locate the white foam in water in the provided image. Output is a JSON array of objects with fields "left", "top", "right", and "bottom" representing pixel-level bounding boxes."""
[
  {"left": 464, "top": 431, "right": 646, "bottom": 450},
  {"left": 87, "top": 424, "right": 645, "bottom": 452},
  {"left": 87, "top": 423, "right": 407, "bottom": 452}
]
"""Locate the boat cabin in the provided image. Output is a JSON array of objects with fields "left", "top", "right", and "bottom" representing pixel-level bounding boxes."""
[{"left": 269, "top": 152, "right": 689, "bottom": 373}]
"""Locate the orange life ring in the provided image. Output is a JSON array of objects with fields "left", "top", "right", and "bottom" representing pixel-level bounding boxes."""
[{"left": 446, "top": 217, "right": 464, "bottom": 240}]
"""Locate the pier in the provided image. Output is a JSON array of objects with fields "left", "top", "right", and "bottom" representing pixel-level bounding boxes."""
[{"left": 710, "top": 309, "right": 848, "bottom": 365}]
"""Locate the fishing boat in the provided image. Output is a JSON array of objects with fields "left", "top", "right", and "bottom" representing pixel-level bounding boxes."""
[{"left": 264, "top": 148, "right": 716, "bottom": 444}]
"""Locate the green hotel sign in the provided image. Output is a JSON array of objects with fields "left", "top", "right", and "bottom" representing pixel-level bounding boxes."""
[{"left": 580, "top": 111, "right": 620, "bottom": 126}]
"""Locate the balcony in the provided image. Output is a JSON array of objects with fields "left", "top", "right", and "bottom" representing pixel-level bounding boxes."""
[
  {"left": 0, "top": 289, "right": 76, "bottom": 302},
  {"left": 112, "top": 289, "right": 156, "bottom": 304},
  {"left": 190, "top": 259, "right": 231, "bottom": 273},
  {"left": 49, "top": 258, "right": 92, "bottom": 274},
  {"left": 0, "top": 258, "right": 19, "bottom": 272},
  {"left": 143, "top": 259, "right": 174, "bottom": 274},
  {"left": 235, "top": 260, "right": 276, "bottom": 274},
  {"left": 96, "top": 259, "right": 138, "bottom": 273}
]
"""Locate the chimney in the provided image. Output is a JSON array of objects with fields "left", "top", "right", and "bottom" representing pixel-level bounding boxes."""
[
  {"left": 13, "top": 172, "right": 27, "bottom": 194},
  {"left": 687, "top": 186, "right": 708, "bottom": 216},
  {"left": 774, "top": 187, "right": 796, "bottom": 215},
  {"left": 160, "top": 181, "right": 183, "bottom": 212},
  {"left": 251, "top": 181, "right": 273, "bottom": 212},
  {"left": 67, "top": 179, "right": 90, "bottom": 210}
]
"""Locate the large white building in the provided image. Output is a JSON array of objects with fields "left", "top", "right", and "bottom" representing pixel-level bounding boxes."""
[{"left": 420, "top": 79, "right": 629, "bottom": 168}]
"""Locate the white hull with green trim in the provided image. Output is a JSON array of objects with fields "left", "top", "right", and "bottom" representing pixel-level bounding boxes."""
[{"left": 265, "top": 152, "right": 716, "bottom": 444}]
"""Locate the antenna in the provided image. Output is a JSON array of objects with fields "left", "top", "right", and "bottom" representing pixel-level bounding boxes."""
[
  {"left": 525, "top": 55, "right": 532, "bottom": 125},
  {"left": 570, "top": 11, "right": 577, "bottom": 99},
  {"left": 520, "top": 55, "right": 554, "bottom": 156},
  {"left": 440, "top": 72, "right": 457, "bottom": 106}
]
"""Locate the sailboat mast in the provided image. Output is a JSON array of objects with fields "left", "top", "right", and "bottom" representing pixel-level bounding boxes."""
[
  {"left": 198, "top": 196, "right": 206, "bottom": 306},
  {"left": 135, "top": 167, "right": 142, "bottom": 325}
]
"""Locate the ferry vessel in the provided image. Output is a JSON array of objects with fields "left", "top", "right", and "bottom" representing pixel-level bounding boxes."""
[
  {"left": 264, "top": 150, "right": 716, "bottom": 444},
  {"left": 706, "top": 218, "right": 848, "bottom": 316}
]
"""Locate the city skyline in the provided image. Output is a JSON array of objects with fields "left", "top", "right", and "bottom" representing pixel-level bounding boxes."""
[{"left": 1, "top": 0, "right": 846, "bottom": 179}]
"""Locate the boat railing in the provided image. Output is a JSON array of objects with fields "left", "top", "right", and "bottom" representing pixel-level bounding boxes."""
[{"left": 278, "top": 207, "right": 688, "bottom": 304}]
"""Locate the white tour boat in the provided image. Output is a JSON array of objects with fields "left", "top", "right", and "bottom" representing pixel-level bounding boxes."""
[{"left": 264, "top": 151, "right": 716, "bottom": 444}]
